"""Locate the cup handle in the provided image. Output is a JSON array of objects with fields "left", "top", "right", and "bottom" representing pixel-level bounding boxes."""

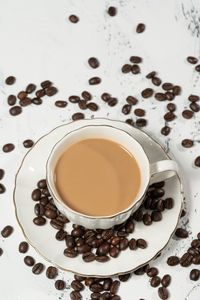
[{"left": 150, "top": 160, "right": 179, "bottom": 184}]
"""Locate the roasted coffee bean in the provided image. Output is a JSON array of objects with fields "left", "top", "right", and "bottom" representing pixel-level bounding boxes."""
[
  {"left": 191, "top": 239, "right": 200, "bottom": 248},
  {"left": 165, "top": 91, "right": 175, "bottom": 101},
  {"left": 82, "top": 252, "right": 95, "bottom": 262},
  {"left": 35, "top": 89, "right": 45, "bottom": 98},
  {"left": 153, "top": 181, "right": 165, "bottom": 188},
  {"left": 150, "top": 276, "right": 161, "bottom": 288},
  {"left": 141, "top": 88, "right": 153, "bottom": 98},
  {"left": 195, "top": 64, "right": 200, "bottom": 72},
  {"left": 1, "top": 225, "right": 13, "bottom": 238},
  {"left": 85, "top": 278, "right": 95, "bottom": 286},
  {"left": 133, "top": 209, "right": 143, "bottom": 221},
  {"left": 33, "top": 216, "right": 46, "bottom": 226},
  {"left": 131, "top": 64, "right": 140, "bottom": 74},
  {"left": 74, "top": 275, "right": 85, "bottom": 282},
  {"left": 164, "top": 198, "right": 174, "bottom": 209},
  {"left": 175, "top": 228, "right": 189, "bottom": 239},
  {"left": 182, "top": 109, "right": 193, "bottom": 119},
  {"left": 155, "top": 93, "right": 166, "bottom": 101},
  {"left": 23, "top": 139, "right": 34, "bottom": 148},
  {"left": 70, "top": 290, "right": 82, "bottom": 300},
  {"left": 57, "top": 215, "right": 69, "bottom": 224},
  {"left": 5, "top": 76, "right": 16, "bottom": 85},
  {"left": 88, "top": 57, "right": 99, "bottom": 69},
  {"left": 87, "top": 102, "right": 98, "bottom": 111},
  {"left": 72, "top": 227, "right": 85, "bottom": 237},
  {"left": 95, "top": 255, "right": 110, "bottom": 262},
  {"left": 190, "top": 269, "right": 200, "bottom": 281},
  {"left": 101, "top": 93, "right": 111, "bottom": 102},
  {"left": 167, "top": 103, "right": 176, "bottom": 112},
  {"left": 19, "top": 97, "right": 32, "bottom": 107},
  {"left": 66, "top": 236, "right": 76, "bottom": 248},
  {"left": 188, "top": 247, "right": 199, "bottom": 256},
  {"left": 19, "top": 241, "right": 29, "bottom": 253},
  {"left": 7, "top": 95, "right": 17, "bottom": 106},
  {"left": 0, "top": 169, "right": 5, "bottom": 180},
  {"left": 110, "top": 280, "right": 120, "bottom": 294},
  {"left": 72, "top": 112, "right": 85, "bottom": 121},
  {"left": 103, "top": 278, "right": 112, "bottom": 291},
  {"left": 24, "top": 256, "right": 35, "bottom": 266},
  {"left": 122, "top": 104, "right": 131, "bottom": 115},
  {"left": 125, "top": 220, "right": 135, "bottom": 233},
  {"left": 69, "top": 15, "right": 79, "bottom": 23},
  {"left": 45, "top": 209, "right": 57, "bottom": 219},
  {"left": 136, "top": 118, "right": 147, "bottom": 127},
  {"left": 164, "top": 112, "right": 176, "bottom": 121},
  {"left": 161, "top": 275, "right": 171, "bottom": 287},
  {"left": 151, "top": 211, "right": 162, "bottom": 222},
  {"left": 162, "top": 83, "right": 173, "bottom": 91},
  {"left": 181, "top": 139, "right": 193, "bottom": 148},
  {"left": 161, "top": 126, "right": 171, "bottom": 136},
  {"left": 32, "top": 98, "right": 42, "bottom": 105},
  {"left": 26, "top": 83, "right": 36, "bottom": 94},
  {"left": 126, "top": 96, "right": 138, "bottom": 105},
  {"left": 0, "top": 183, "right": 6, "bottom": 194},
  {"left": 69, "top": 95, "right": 80, "bottom": 103},
  {"left": 41, "top": 80, "right": 52, "bottom": 89},
  {"left": 46, "top": 266, "right": 58, "bottom": 279},
  {"left": 190, "top": 102, "right": 200, "bottom": 112},
  {"left": 117, "top": 230, "right": 128, "bottom": 238},
  {"left": 41, "top": 187, "right": 50, "bottom": 196},
  {"left": 45, "top": 86, "right": 58, "bottom": 96},
  {"left": 118, "top": 273, "right": 131, "bottom": 282},
  {"left": 121, "top": 64, "right": 132, "bottom": 73},
  {"left": 192, "top": 255, "right": 200, "bottom": 264},
  {"left": 71, "top": 280, "right": 84, "bottom": 291},
  {"left": 32, "top": 263, "right": 44, "bottom": 275},
  {"left": 173, "top": 85, "right": 181, "bottom": 95},
  {"left": 55, "top": 229, "right": 67, "bottom": 241},
  {"left": 134, "top": 266, "right": 146, "bottom": 275},
  {"left": 147, "top": 267, "right": 158, "bottom": 277},
  {"left": 180, "top": 253, "right": 193, "bottom": 267},
  {"left": 109, "top": 246, "right": 120, "bottom": 258},
  {"left": 187, "top": 56, "right": 198, "bottom": 64},
  {"left": 17, "top": 91, "right": 27, "bottom": 100},
  {"left": 137, "top": 239, "right": 147, "bottom": 249},
  {"left": 78, "top": 244, "right": 91, "bottom": 254},
  {"left": 55, "top": 100, "right": 67, "bottom": 108},
  {"left": 167, "top": 256, "right": 179, "bottom": 266},
  {"left": 36, "top": 179, "right": 46, "bottom": 189},
  {"left": 156, "top": 199, "right": 165, "bottom": 212},
  {"left": 78, "top": 100, "right": 87, "bottom": 110},
  {"left": 136, "top": 23, "right": 145, "bottom": 33},
  {"left": 130, "top": 56, "right": 142, "bottom": 63},
  {"left": 90, "top": 283, "right": 103, "bottom": 293},
  {"left": 89, "top": 77, "right": 101, "bottom": 85},
  {"left": 125, "top": 118, "right": 134, "bottom": 126},
  {"left": 108, "top": 98, "right": 118, "bottom": 106},
  {"left": 2, "top": 143, "right": 15, "bottom": 153},
  {"left": 134, "top": 108, "right": 145, "bottom": 117},
  {"left": 158, "top": 287, "right": 169, "bottom": 300},
  {"left": 40, "top": 197, "right": 49, "bottom": 206},
  {"left": 143, "top": 213, "right": 152, "bottom": 225},
  {"left": 107, "top": 6, "right": 117, "bottom": 16},
  {"left": 146, "top": 71, "right": 156, "bottom": 79},
  {"left": 97, "top": 242, "right": 110, "bottom": 255},
  {"left": 32, "top": 188, "right": 41, "bottom": 201},
  {"left": 119, "top": 238, "right": 129, "bottom": 250},
  {"left": 152, "top": 77, "right": 162, "bottom": 86},
  {"left": 64, "top": 248, "right": 78, "bottom": 258},
  {"left": 195, "top": 156, "right": 200, "bottom": 167},
  {"left": 76, "top": 237, "right": 84, "bottom": 247},
  {"left": 188, "top": 94, "right": 199, "bottom": 102},
  {"left": 0, "top": 248, "right": 3, "bottom": 256},
  {"left": 82, "top": 91, "right": 92, "bottom": 101},
  {"left": 55, "top": 279, "right": 66, "bottom": 290},
  {"left": 110, "top": 236, "right": 121, "bottom": 246},
  {"left": 102, "top": 229, "right": 113, "bottom": 240},
  {"left": 9, "top": 106, "right": 22, "bottom": 116}
]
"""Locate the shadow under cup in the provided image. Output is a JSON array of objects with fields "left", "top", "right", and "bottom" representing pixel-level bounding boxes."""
[{"left": 46, "top": 125, "right": 150, "bottom": 229}]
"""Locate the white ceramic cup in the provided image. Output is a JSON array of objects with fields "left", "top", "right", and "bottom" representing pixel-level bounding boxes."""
[{"left": 46, "top": 125, "right": 178, "bottom": 229}]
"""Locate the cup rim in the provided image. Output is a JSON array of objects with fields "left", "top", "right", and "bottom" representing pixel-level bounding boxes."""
[{"left": 46, "top": 124, "right": 151, "bottom": 220}]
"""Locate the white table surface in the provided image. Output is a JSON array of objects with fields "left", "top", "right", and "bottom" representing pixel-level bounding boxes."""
[{"left": 0, "top": 0, "right": 200, "bottom": 299}]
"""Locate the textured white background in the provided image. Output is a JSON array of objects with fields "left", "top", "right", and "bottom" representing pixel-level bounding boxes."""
[{"left": 0, "top": 0, "right": 200, "bottom": 299}]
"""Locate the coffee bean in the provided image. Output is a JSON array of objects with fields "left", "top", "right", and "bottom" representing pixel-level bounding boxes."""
[
  {"left": 164, "top": 112, "right": 176, "bottom": 122},
  {"left": 81, "top": 252, "right": 95, "bottom": 262},
  {"left": 108, "top": 98, "right": 118, "bottom": 106},
  {"left": 122, "top": 104, "right": 132, "bottom": 115},
  {"left": 57, "top": 215, "right": 69, "bottom": 224},
  {"left": 55, "top": 100, "right": 67, "bottom": 108},
  {"left": 55, "top": 279, "right": 66, "bottom": 290},
  {"left": 5, "top": 76, "right": 16, "bottom": 85},
  {"left": 0, "top": 169, "right": 5, "bottom": 180},
  {"left": 146, "top": 71, "right": 156, "bottom": 79},
  {"left": 71, "top": 280, "right": 84, "bottom": 291},
  {"left": 1, "top": 225, "right": 13, "bottom": 238},
  {"left": 197, "top": 232, "right": 200, "bottom": 240},
  {"left": 64, "top": 248, "right": 78, "bottom": 258},
  {"left": 85, "top": 278, "right": 95, "bottom": 287},
  {"left": 19, "top": 241, "right": 29, "bottom": 253},
  {"left": 151, "top": 211, "right": 162, "bottom": 222},
  {"left": 82, "top": 91, "right": 92, "bottom": 101},
  {"left": 46, "top": 266, "right": 58, "bottom": 279},
  {"left": 72, "top": 226, "right": 85, "bottom": 237},
  {"left": 69, "top": 95, "right": 80, "bottom": 103},
  {"left": 134, "top": 108, "right": 145, "bottom": 117},
  {"left": 137, "top": 239, "right": 147, "bottom": 249},
  {"left": 152, "top": 77, "right": 162, "bottom": 86},
  {"left": 133, "top": 209, "right": 143, "bottom": 221},
  {"left": 108, "top": 246, "right": 119, "bottom": 258},
  {"left": 125, "top": 119, "right": 134, "bottom": 126},
  {"left": 125, "top": 220, "right": 135, "bottom": 233},
  {"left": 118, "top": 273, "right": 131, "bottom": 282},
  {"left": 141, "top": 88, "right": 153, "bottom": 98},
  {"left": 119, "top": 238, "right": 129, "bottom": 250},
  {"left": 180, "top": 253, "right": 193, "bottom": 267},
  {"left": 32, "top": 188, "right": 41, "bottom": 201},
  {"left": 69, "top": 15, "right": 79, "bottom": 23},
  {"left": 173, "top": 85, "right": 181, "bottom": 95},
  {"left": 161, "top": 126, "right": 171, "bottom": 136},
  {"left": 155, "top": 93, "right": 166, "bottom": 101},
  {"left": 191, "top": 239, "right": 200, "bottom": 248},
  {"left": 134, "top": 266, "right": 146, "bottom": 275},
  {"left": 147, "top": 267, "right": 158, "bottom": 277},
  {"left": 131, "top": 64, "right": 140, "bottom": 74},
  {"left": 161, "top": 275, "right": 171, "bottom": 287},
  {"left": 24, "top": 256, "right": 35, "bottom": 266},
  {"left": 0, "top": 183, "right": 6, "bottom": 194},
  {"left": 87, "top": 102, "right": 99, "bottom": 111},
  {"left": 77, "top": 244, "right": 91, "bottom": 254},
  {"left": 121, "top": 64, "right": 132, "bottom": 73},
  {"left": 188, "top": 94, "right": 199, "bottom": 102},
  {"left": 50, "top": 218, "right": 64, "bottom": 230},
  {"left": 78, "top": 100, "right": 87, "bottom": 110},
  {"left": 136, "top": 118, "right": 147, "bottom": 127},
  {"left": 107, "top": 6, "right": 117, "bottom": 16},
  {"left": 117, "top": 231, "right": 128, "bottom": 238},
  {"left": 193, "top": 253, "right": 200, "bottom": 264},
  {"left": 158, "top": 287, "right": 169, "bottom": 300},
  {"left": 182, "top": 109, "right": 193, "bottom": 119},
  {"left": 126, "top": 96, "right": 138, "bottom": 105},
  {"left": 7, "top": 95, "right": 17, "bottom": 106},
  {"left": 32, "top": 98, "right": 42, "bottom": 105},
  {"left": 164, "top": 198, "right": 174, "bottom": 209},
  {"left": 97, "top": 242, "right": 110, "bottom": 255},
  {"left": 167, "top": 256, "right": 179, "bottom": 266},
  {"left": 32, "top": 263, "right": 44, "bottom": 275},
  {"left": 89, "top": 77, "right": 101, "bottom": 85},
  {"left": 55, "top": 229, "right": 67, "bottom": 241},
  {"left": 0, "top": 248, "right": 3, "bottom": 256},
  {"left": 167, "top": 103, "right": 176, "bottom": 112},
  {"left": 37, "top": 179, "right": 46, "bottom": 189},
  {"left": 41, "top": 80, "right": 52, "bottom": 89},
  {"left": 33, "top": 216, "right": 46, "bottom": 226},
  {"left": 156, "top": 199, "right": 165, "bottom": 212},
  {"left": 35, "top": 89, "right": 45, "bottom": 98},
  {"left": 165, "top": 91, "right": 175, "bottom": 101},
  {"left": 190, "top": 102, "right": 200, "bottom": 112},
  {"left": 26, "top": 83, "right": 36, "bottom": 94},
  {"left": 136, "top": 23, "right": 145, "bottom": 33},
  {"left": 2, "top": 143, "right": 15, "bottom": 153},
  {"left": 195, "top": 64, "right": 200, "bottom": 72},
  {"left": 162, "top": 83, "right": 173, "bottom": 91},
  {"left": 130, "top": 56, "right": 142, "bottom": 63},
  {"left": 181, "top": 209, "right": 186, "bottom": 218},
  {"left": 195, "top": 156, "right": 200, "bottom": 167},
  {"left": 45, "top": 86, "right": 58, "bottom": 96},
  {"left": 9, "top": 106, "right": 22, "bottom": 116},
  {"left": 110, "top": 280, "right": 120, "bottom": 294},
  {"left": 88, "top": 57, "right": 99, "bottom": 69},
  {"left": 44, "top": 209, "right": 57, "bottom": 219},
  {"left": 72, "top": 112, "right": 85, "bottom": 121},
  {"left": 175, "top": 228, "right": 189, "bottom": 239},
  {"left": 17, "top": 91, "right": 27, "bottom": 101},
  {"left": 102, "top": 229, "right": 113, "bottom": 240},
  {"left": 23, "top": 139, "right": 34, "bottom": 148},
  {"left": 90, "top": 283, "right": 103, "bottom": 293},
  {"left": 143, "top": 213, "right": 152, "bottom": 226},
  {"left": 181, "top": 139, "right": 193, "bottom": 148},
  {"left": 187, "top": 56, "right": 198, "bottom": 64},
  {"left": 19, "top": 97, "right": 32, "bottom": 107},
  {"left": 102, "top": 278, "right": 112, "bottom": 291},
  {"left": 95, "top": 255, "right": 110, "bottom": 262},
  {"left": 190, "top": 269, "right": 200, "bottom": 281},
  {"left": 150, "top": 276, "right": 161, "bottom": 287},
  {"left": 101, "top": 93, "right": 111, "bottom": 102},
  {"left": 153, "top": 181, "right": 165, "bottom": 188},
  {"left": 70, "top": 290, "right": 82, "bottom": 300}
]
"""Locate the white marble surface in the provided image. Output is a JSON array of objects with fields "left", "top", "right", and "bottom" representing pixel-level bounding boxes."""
[{"left": 0, "top": 0, "right": 200, "bottom": 299}]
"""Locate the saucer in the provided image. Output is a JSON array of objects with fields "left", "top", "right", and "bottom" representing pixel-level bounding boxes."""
[{"left": 14, "top": 119, "right": 183, "bottom": 277}]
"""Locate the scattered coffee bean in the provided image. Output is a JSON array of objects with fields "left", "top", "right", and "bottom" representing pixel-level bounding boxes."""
[
  {"left": 89, "top": 77, "right": 101, "bottom": 85},
  {"left": 190, "top": 269, "right": 200, "bottom": 281},
  {"left": 0, "top": 248, "right": 3, "bottom": 256},
  {"left": 82, "top": 252, "right": 95, "bottom": 262},
  {"left": 151, "top": 211, "right": 162, "bottom": 222},
  {"left": 161, "top": 275, "right": 171, "bottom": 288},
  {"left": 146, "top": 71, "right": 156, "bottom": 79},
  {"left": 110, "top": 280, "right": 120, "bottom": 294},
  {"left": 194, "top": 156, "right": 200, "bottom": 167},
  {"left": 126, "top": 96, "right": 138, "bottom": 105},
  {"left": 180, "top": 253, "right": 193, "bottom": 267},
  {"left": 137, "top": 239, "right": 147, "bottom": 249},
  {"left": 45, "top": 86, "right": 58, "bottom": 96},
  {"left": 107, "top": 6, "right": 117, "bottom": 17},
  {"left": 188, "top": 94, "right": 199, "bottom": 102},
  {"left": 5, "top": 76, "right": 16, "bottom": 85},
  {"left": 55, "top": 100, "right": 67, "bottom": 108},
  {"left": 24, "top": 256, "right": 35, "bottom": 267},
  {"left": 78, "top": 100, "right": 87, "bottom": 110},
  {"left": 161, "top": 126, "right": 171, "bottom": 136},
  {"left": 125, "top": 118, "right": 134, "bottom": 126},
  {"left": 87, "top": 102, "right": 98, "bottom": 111},
  {"left": 155, "top": 93, "right": 166, "bottom": 101},
  {"left": 141, "top": 88, "right": 153, "bottom": 98},
  {"left": 64, "top": 248, "right": 78, "bottom": 258},
  {"left": 136, "top": 118, "right": 147, "bottom": 127},
  {"left": 165, "top": 91, "right": 174, "bottom": 101},
  {"left": 147, "top": 267, "right": 158, "bottom": 277},
  {"left": 55, "top": 279, "right": 66, "bottom": 290},
  {"left": 150, "top": 276, "right": 161, "bottom": 288},
  {"left": 101, "top": 93, "right": 111, "bottom": 102},
  {"left": 1, "top": 225, "right": 13, "bottom": 238},
  {"left": 32, "top": 188, "right": 41, "bottom": 201},
  {"left": 162, "top": 83, "right": 173, "bottom": 91},
  {"left": 17, "top": 91, "right": 27, "bottom": 100},
  {"left": 26, "top": 83, "right": 36, "bottom": 94},
  {"left": 32, "top": 98, "right": 42, "bottom": 105},
  {"left": 121, "top": 64, "right": 132, "bottom": 73},
  {"left": 9, "top": 106, "right": 22, "bottom": 116},
  {"left": 95, "top": 255, "right": 110, "bottom": 263},
  {"left": 143, "top": 213, "right": 152, "bottom": 226},
  {"left": 0, "top": 183, "right": 6, "bottom": 194},
  {"left": 118, "top": 273, "right": 131, "bottom": 282},
  {"left": 167, "top": 256, "right": 179, "bottom": 266},
  {"left": 134, "top": 108, "right": 145, "bottom": 117},
  {"left": 33, "top": 216, "right": 46, "bottom": 226},
  {"left": 187, "top": 56, "right": 198, "bottom": 64},
  {"left": 72, "top": 112, "right": 85, "bottom": 121},
  {"left": 46, "top": 266, "right": 58, "bottom": 279},
  {"left": 69, "top": 15, "right": 79, "bottom": 23},
  {"left": 136, "top": 23, "right": 145, "bottom": 33},
  {"left": 122, "top": 104, "right": 132, "bottom": 115},
  {"left": 19, "top": 241, "right": 29, "bottom": 253},
  {"left": 190, "top": 102, "right": 200, "bottom": 112},
  {"left": 130, "top": 56, "right": 142, "bottom": 63},
  {"left": 167, "top": 103, "right": 176, "bottom": 112},
  {"left": 41, "top": 80, "right": 52, "bottom": 89},
  {"left": 164, "top": 112, "right": 176, "bottom": 122},
  {"left": 19, "top": 97, "right": 32, "bottom": 107},
  {"left": 195, "top": 64, "right": 200, "bottom": 72},
  {"left": 32, "top": 263, "right": 44, "bottom": 275},
  {"left": 182, "top": 109, "right": 194, "bottom": 119},
  {"left": 0, "top": 169, "right": 4, "bottom": 180},
  {"left": 70, "top": 290, "right": 82, "bottom": 300},
  {"left": 7, "top": 95, "right": 17, "bottom": 106},
  {"left": 36, "top": 89, "right": 45, "bottom": 98},
  {"left": 158, "top": 287, "right": 169, "bottom": 300},
  {"left": 23, "top": 139, "right": 34, "bottom": 148},
  {"left": 131, "top": 64, "right": 140, "bottom": 74},
  {"left": 164, "top": 198, "right": 174, "bottom": 209},
  {"left": 152, "top": 77, "right": 162, "bottom": 86},
  {"left": 45, "top": 209, "right": 57, "bottom": 219},
  {"left": 173, "top": 85, "right": 181, "bottom": 95},
  {"left": 88, "top": 57, "right": 100, "bottom": 69},
  {"left": 181, "top": 139, "right": 193, "bottom": 148},
  {"left": 82, "top": 91, "right": 92, "bottom": 101},
  {"left": 71, "top": 280, "right": 84, "bottom": 291},
  {"left": 2, "top": 143, "right": 15, "bottom": 153},
  {"left": 108, "top": 98, "right": 118, "bottom": 106},
  {"left": 129, "top": 238, "right": 137, "bottom": 250}
]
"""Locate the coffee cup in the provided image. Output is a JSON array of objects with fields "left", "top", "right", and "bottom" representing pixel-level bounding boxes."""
[{"left": 46, "top": 125, "right": 178, "bottom": 229}]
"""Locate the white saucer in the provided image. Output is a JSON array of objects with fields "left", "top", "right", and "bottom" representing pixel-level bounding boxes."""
[{"left": 14, "top": 119, "right": 183, "bottom": 277}]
